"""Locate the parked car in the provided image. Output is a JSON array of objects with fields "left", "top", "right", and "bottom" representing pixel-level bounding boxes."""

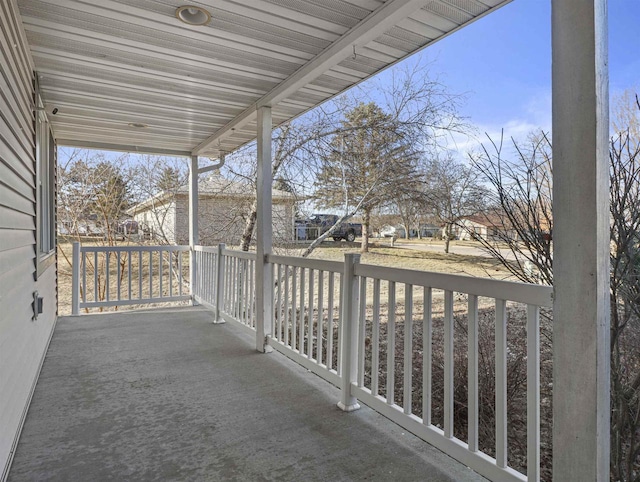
[{"left": 296, "top": 214, "right": 362, "bottom": 242}]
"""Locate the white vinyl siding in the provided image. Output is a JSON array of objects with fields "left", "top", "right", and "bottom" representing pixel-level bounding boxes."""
[{"left": 0, "top": 1, "right": 57, "bottom": 480}]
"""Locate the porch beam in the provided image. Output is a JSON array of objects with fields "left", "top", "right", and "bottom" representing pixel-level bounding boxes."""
[
  {"left": 57, "top": 139, "right": 192, "bottom": 158},
  {"left": 191, "top": 0, "right": 429, "bottom": 155},
  {"left": 255, "top": 106, "right": 273, "bottom": 353},
  {"left": 551, "top": 0, "right": 610, "bottom": 480},
  {"left": 189, "top": 155, "right": 199, "bottom": 303}
]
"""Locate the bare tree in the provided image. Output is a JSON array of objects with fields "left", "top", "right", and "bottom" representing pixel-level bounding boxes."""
[
  {"left": 422, "top": 155, "right": 487, "bottom": 253},
  {"left": 128, "top": 154, "right": 189, "bottom": 245},
  {"left": 235, "top": 60, "right": 468, "bottom": 257},
  {"left": 58, "top": 150, "right": 133, "bottom": 244},
  {"left": 393, "top": 193, "right": 423, "bottom": 239},
  {"left": 473, "top": 104, "right": 640, "bottom": 478},
  {"left": 470, "top": 132, "right": 553, "bottom": 284},
  {"left": 237, "top": 123, "right": 304, "bottom": 251},
  {"left": 613, "top": 89, "right": 640, "bottom": 140},
  {"left": 57, "top": 149, "right": 136, "bottom": 311},
  {"left": 609, "top": 98, "right": 640, "bottom": 481}
]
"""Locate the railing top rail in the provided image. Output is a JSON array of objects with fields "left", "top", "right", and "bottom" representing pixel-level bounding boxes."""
[
  {"left": 194, "top": 245, "right": 218, "bottom": 253},
  {"left": 267, "top": 254, "right": 343, "bottom": 273},
  {"left": 80, "top": 245, "right": 189, "bottom": 253},
  {"left": 355, "top": 263, "right": 553, "bottom": 307},
  {"left": 221, "top": 248, "right": 257, "bottom": 260}
]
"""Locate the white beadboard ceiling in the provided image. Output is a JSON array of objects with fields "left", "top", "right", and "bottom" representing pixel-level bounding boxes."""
[{"left": 17, "top": 0, "right": 509, "bottom": 158}]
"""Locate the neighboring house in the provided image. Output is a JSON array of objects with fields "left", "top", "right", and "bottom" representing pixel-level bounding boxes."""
[
  {"left": 453, "top": 216, "right": 490, "bottom": 241},
  {"left": 380, "top": 224, "right": 439, "bottom": 238},
  {"left": 57, "top": 217, "right": 104, "bottom": 237},
  {"left": 57, "top": 215, "right": 139, "bottom": 239},
  {"left": 128, "top": 173, "right": 296, "bottom": 245},
  {"left": 419, "top": 224, "right": 441, "bottom": 238},
  {"left": 453, "top": 215, "right": 519, "bottom": 241}
]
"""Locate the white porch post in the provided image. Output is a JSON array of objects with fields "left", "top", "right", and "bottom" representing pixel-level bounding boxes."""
[
  {"left": 189, "top": 155, "right": 199, "bottom": 305},
  {"left": 71, "top": 241, "right": 80, "bottom": 316},
  {"left": 255, "top": 106, "right": 273, "bottom": 352},
  {"left": 552, "top": 1, "right": 610, "bottom": 480},
  {"left": 338, "top": 253, "right": 361, "bottom": 412}
]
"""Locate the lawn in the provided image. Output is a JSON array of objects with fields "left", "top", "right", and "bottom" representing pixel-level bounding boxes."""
[
  {"left": 306, "top": 240, "right": 512, "bottom": 279},
  {"left": 57, "top": 239, "right": 513, "bottom": 316}
]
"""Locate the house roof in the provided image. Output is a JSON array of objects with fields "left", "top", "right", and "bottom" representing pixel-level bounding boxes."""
[
  {"left": 460, "top": 215, "right": 493, "bottom": 227},
  {"left": 17, "top": 0, "right": 510, "bottom": 159},
  {"left": 178, "top": 172, "right": 294, "bottom": 198},
  {"left": 461, "top": 212, "right": 512, "bottom": 229},
  {"left": 129, "top": 173, "right": 294, "bottom": 214}
]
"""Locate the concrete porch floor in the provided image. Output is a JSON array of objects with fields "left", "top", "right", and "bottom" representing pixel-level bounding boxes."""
[{"left": 9, "top": 306, "right": 484, "bottom": 481}]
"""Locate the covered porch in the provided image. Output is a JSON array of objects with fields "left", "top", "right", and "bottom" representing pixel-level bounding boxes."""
[
  {"left": 1, "top": 0, "right": 611, "bottom": 480},
  {"left": 9, "top": 307, "right": 481, "bottom": 481}
]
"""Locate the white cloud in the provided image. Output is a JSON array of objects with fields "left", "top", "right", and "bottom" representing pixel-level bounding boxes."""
[
  {"left": 523, "top": 89, "right": 552, "bottom": 128},
  {"left": 438, "top": 119, "right": 543, "bottom": 161},
  {"left": 439, "top": 88, "right": 552, "bottom": 161}
]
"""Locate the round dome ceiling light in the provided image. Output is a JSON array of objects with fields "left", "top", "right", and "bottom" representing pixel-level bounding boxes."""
[{"left": 175, "top": 6, "right": 211, "bottom": 26}]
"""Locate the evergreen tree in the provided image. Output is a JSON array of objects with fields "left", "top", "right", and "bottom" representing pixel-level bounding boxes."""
[
  {"left": 314, "top": 102, "right": 418, "bottom": 252},
  {"left": 157, "top": 166, "right": 182, "bottom": 192},
  {"left": 92, "top": 161, "right": 131, "bottom": 221}
]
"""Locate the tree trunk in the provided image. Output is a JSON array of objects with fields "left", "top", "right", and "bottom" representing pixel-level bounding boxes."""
[
  {"left": 403, "top": 223, "right": 410, "bottom": 239},
  {"left": 444, "top": 223, "right": 451, "bottom": 253},
  {"left": 361, "top": 209, "right": 371, "bottom": 253},
  {"left": 299, "top": 212, "right": 355, "bottom": 258},
  {"left": 240, "top": 201, "right": 257, "bottom": 251},
  {"left": 238, "top": 131, "right": 289, "bottom": 251}
]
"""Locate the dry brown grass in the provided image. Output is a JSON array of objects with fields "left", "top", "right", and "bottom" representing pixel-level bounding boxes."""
[{"left": 280, "top": 240, "right": 513, "bottom": 279}]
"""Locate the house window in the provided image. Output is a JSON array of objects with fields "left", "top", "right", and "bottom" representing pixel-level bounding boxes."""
[{"left": 36, "top": 92, "right": 56, "bottom": 276}]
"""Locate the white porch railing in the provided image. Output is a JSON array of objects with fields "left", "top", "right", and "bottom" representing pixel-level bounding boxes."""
[
  {"left": 347, "top": 256, "right": 551, "bottom": 482},
  {"left": 192, "top": 245, "right": 257, "bottom": 331},
  {"left": 192, "top": 245, "right": 221, "bottom": 316},
  {"left": 71, "top": 242, "right": 190, "bottom": 313},
  {"left": 191, "top": 245, "right": 552, "bottom": 482},
  {"left": 71, "top": 242, "right": 552, "bottom": 480},
  {"left": 268, "top": 254, "right": 345, "bottom": 386}
]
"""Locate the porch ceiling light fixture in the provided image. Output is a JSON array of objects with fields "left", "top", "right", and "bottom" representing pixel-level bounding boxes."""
[
  {"left": 128, "top": 122, "right": 148, "bottom": 128},
  {"left": 175, "top": 6, "right": 211, "bottom": 26}
]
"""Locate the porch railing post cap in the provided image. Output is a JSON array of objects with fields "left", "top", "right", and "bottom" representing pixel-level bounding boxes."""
[{"left": 344, "top": 253, "right": 361, "bottom": 263}]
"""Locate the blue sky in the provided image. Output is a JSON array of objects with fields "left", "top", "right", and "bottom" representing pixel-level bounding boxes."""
[{"left": 409, "top": 0, "right": 639, "bottom": 149}]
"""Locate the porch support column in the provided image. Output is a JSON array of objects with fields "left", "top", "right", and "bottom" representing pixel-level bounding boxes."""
[
  {"left": 552, "top": 1, "right": 609, "bottom": 480},
  {"left": 255, "top": 106, "right": 273, "bottom": 353},
  {"left": 189, "top": 155, "right": 199, "bottom": 304}
]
